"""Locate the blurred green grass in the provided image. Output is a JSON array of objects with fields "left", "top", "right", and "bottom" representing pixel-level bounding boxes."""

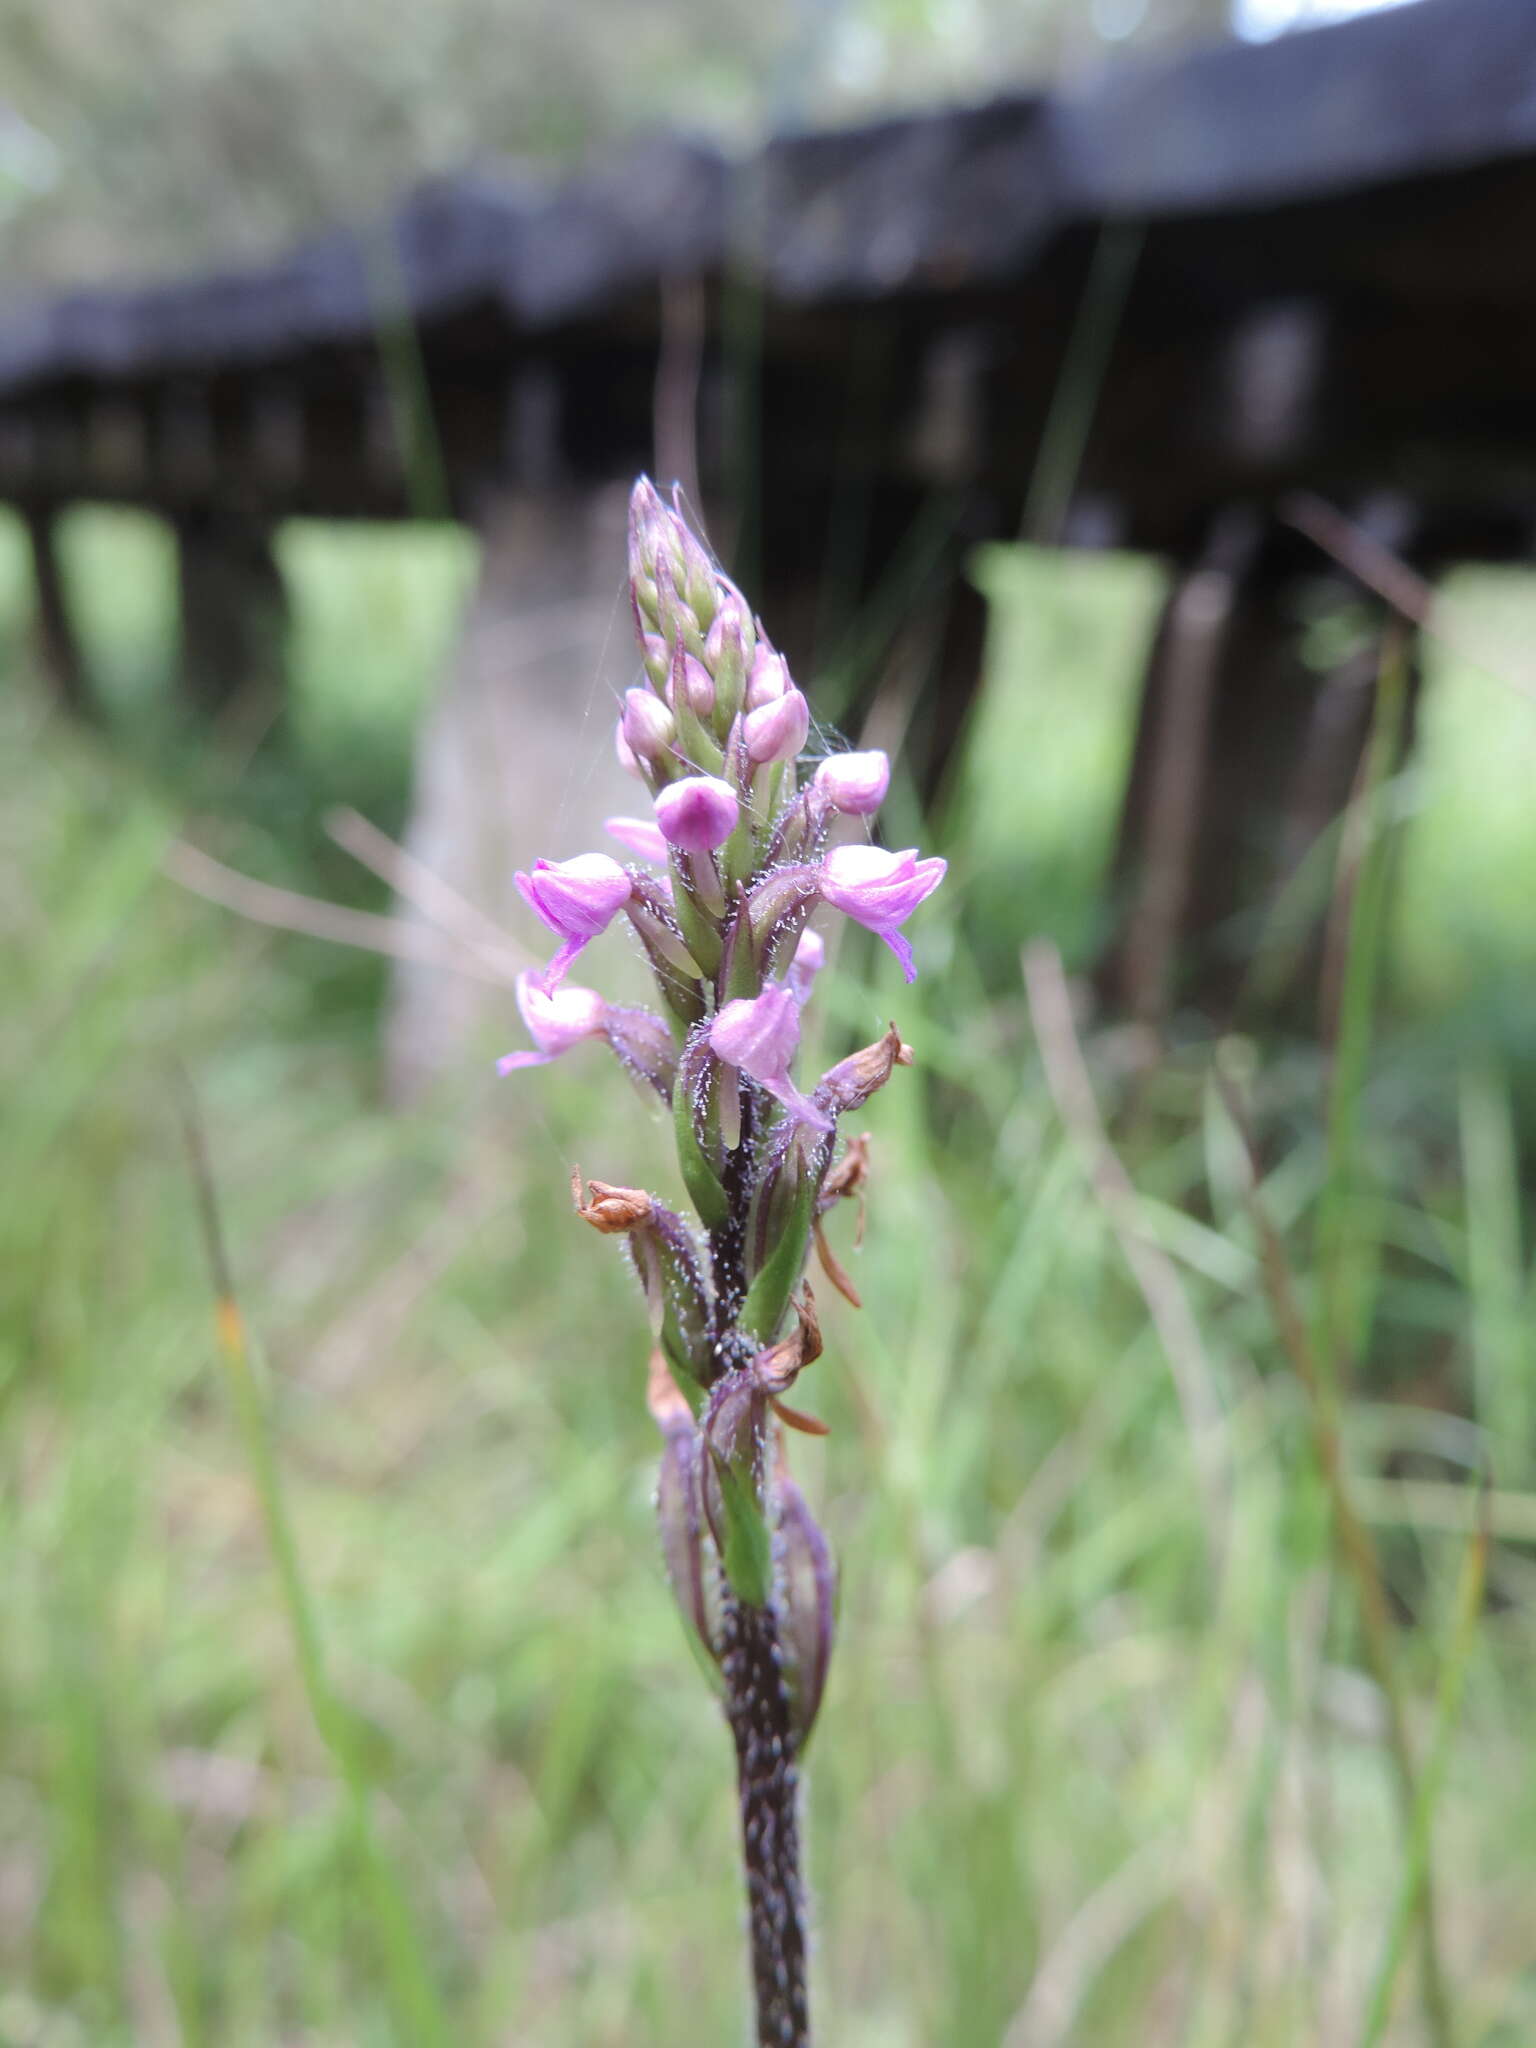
[{"left": 3, "top": 509, "right": 1536, "bottom": 2045}]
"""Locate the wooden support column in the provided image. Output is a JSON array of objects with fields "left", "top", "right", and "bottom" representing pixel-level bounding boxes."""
[
  {"left": 383, "top": 477, "right": 640, "bottom": 1102},
  {"left": 1103, "top": 510, "right": 1424, "bottom": 1031},
  {"left": 23, "top": 503, "right": 90, "bottom": 717},
  {"left": 174, "top": 504, "right": 288, "bottom": 722}
]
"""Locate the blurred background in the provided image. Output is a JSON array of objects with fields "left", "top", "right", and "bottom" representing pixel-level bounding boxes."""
[{"left": 7, "top": 0, "right": 1536, "bottom": 2044}]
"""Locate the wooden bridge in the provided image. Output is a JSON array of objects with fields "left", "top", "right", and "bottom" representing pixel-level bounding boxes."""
[{"left": 4, "top": 0, "right": 1534, "bottom": 1053}]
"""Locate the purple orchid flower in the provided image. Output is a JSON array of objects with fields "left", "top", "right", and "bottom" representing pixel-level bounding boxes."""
[
  {"left": 515, "top": 852, "right": 634, "bottom": 989},
  {"left": 817, "top": 843, "right": 946, "bottom": 983},
  {"left": 496, "top": 973, "right": 608, "bottom": 1074},
  {"left": 709, "top": 983, "right": 831, "bottom": 1132}
]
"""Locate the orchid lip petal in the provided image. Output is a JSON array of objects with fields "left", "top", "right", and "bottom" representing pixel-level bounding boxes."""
[
  {"left": 537, "top": 933, "right": 592, "bottom": 992},
  {"left": 496, "top": 1049, "right": 554, "bottom": 1075},
  {"left": 879, "top": 929, "right": 917, "bottom": 983}
]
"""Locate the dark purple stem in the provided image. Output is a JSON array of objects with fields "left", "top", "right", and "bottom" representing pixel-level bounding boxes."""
[
  {"left": 720, "top": 1590, "right": 809, "bottom": 2048},
  {"left": 708, "top": 1083, "right": 811, "bottom": 2045}
]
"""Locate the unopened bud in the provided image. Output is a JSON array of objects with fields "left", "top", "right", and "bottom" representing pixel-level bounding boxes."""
[
  {"left": 668, "top": 490, "right": 720, "bottom": 633},
  {"left": 628, "top": 477, "right": 666, "bottom": 583},
  {"left": 744, "top": 686, "right": 810, "bottom": 766},
  {"left": 812, "top": 748, "right": 890, "bottom": 817},
  {"left": 745, "top": 642, "right": 790, "bottom": 709},
  {"left": 704, "top": 588, "right": 754, "bottom": 724},
  {"left": 622, "top": 687, "right": 676, "bottom": 770},
  {"left": 615, "top": 718, "right": 642, "bottom": 779},
  {"left": 656, "top": 774, "right": 739, "bottom": 854},
  {"left": 641, "top": 630, "right": 671, "bottom": 689},
  {"left": 675, "top": 650, "right": 715, "bottom": 720}
]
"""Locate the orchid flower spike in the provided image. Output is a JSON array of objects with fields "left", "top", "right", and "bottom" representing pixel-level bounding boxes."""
[
  {"left": 515, "top": 852, "right": 633, "bottom": 989},
  {"left": 817, "top": 843, "right": 947, "bottom": 982},
  {"left": 709, "top": 983, "right": 832, "bottom": 1132},
  {"left": 508, "top": 475, "right": 949, "bottom": 2046}
]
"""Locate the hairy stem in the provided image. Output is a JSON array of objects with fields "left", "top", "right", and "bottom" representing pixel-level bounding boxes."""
[
  {"left": 710, "top": 1082, "right": 810, "bottom": 2045},
  {"left": 721, "top": 1590, "right": 809, "bottom": 2048}
]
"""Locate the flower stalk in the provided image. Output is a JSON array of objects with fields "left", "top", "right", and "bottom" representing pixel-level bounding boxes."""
[{"left": 501, "top": 477, "right": 946, "bottom": 2048}]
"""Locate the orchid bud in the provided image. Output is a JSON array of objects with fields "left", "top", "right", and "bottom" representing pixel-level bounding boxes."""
[
  {"left": 656, "top": 774, "right": 739, "bottom": 854},
  {"left": 627, "top": 479, "right": 666, "bottom": 629},
  {"left": 614, "top": 718, "right": 642, "bottom": 779},
  {"left": 744, "top": 686, "right": 810, "bottom": 766},
  {"left": 704, "top": 588, "right": 755, "bottom": 725},
  {"left": 628, "top": 476, "right": 667, "bottom": 583},
  {"left": 745, "top": 642, "right": 790, "bottom": 709},
  {"left": 817, "top": 843, "right": 947, "bottom": 983},
  {"left": 812, "top": 748, "right": 890, "bottom": 817},
  {"left": 627, "top": 480, "right": 717, "bottom": 645},
  {"left": 622, "top": 686, "right": 676, "bottom": 771},
  {"left": 669, "top": 490, "right": 720, "bottom": 633},
  {"left": 641, "top": 630, "right": 671, "bottom": 690},
  {"left": 675, "top": 650, "right": 716, "bottom": 720},
  {"left": 515, "top": 853, "right": 634, "bottom": 988}
]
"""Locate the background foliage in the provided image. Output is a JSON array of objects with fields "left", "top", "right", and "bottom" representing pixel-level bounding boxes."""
[
  {"left": 0, "top": 0, "right": 1233, "bottom": 286},
  {"left": 3, "top": 508, "right": 1536, "bottom": 2043}
]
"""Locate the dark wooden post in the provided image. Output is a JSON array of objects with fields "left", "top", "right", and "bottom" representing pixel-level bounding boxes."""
[
  {"left": 1103, "top": 510, "right": 1424, "bottom": 1031},
  {"left": 24, "top": 503, "right": 90, "bottom": 717},
  {"left": 174, "top": 504, "right": 288, "bottom": 723}
]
